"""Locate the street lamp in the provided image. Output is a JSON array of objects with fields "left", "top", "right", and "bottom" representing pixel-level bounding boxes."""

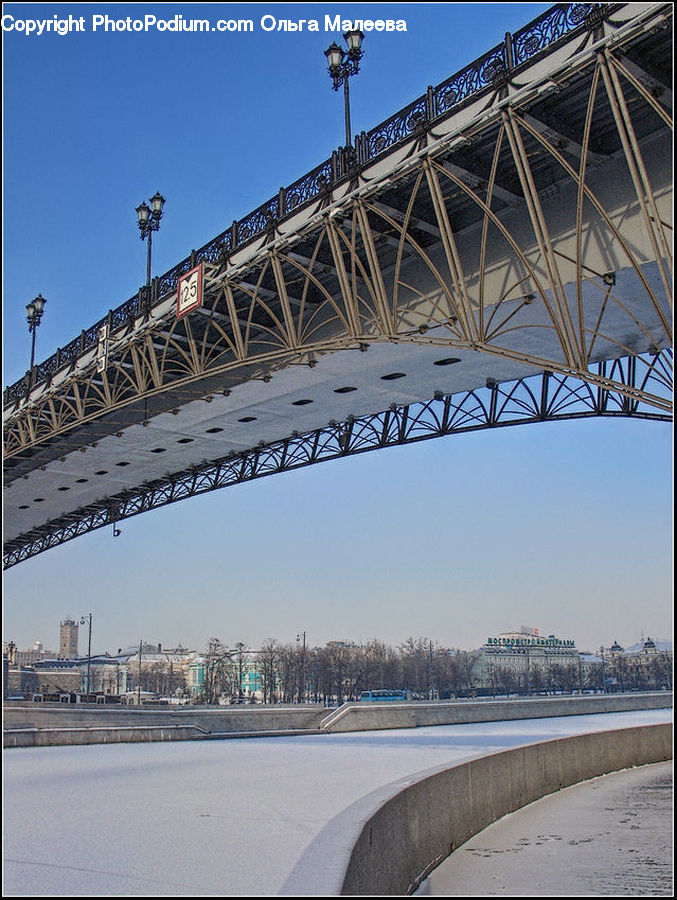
[
  {"left": 599, "top": 645, "right": 607, "bottom": 693},
  {"left": 324, "top": 29, "right": 364, "bottom": 149},
  {"left": 137, "top": 639, "right": 143, "bottom": 706},
  {"left": 26, "top": 294, "right": 47, "bottom": 377},
  {"left": 80, "top": 613, "right": 92, "bottom": 698},
  {"left": 136, "top": 191, "right": 165, "bottom": 286},
  {"left": 296, "top": 631, "right": 307, "bottom": 704}
]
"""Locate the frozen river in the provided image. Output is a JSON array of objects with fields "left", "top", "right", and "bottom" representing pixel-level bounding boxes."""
[{"left": 2, "top": 709, "right": 671, "bottom": 896}]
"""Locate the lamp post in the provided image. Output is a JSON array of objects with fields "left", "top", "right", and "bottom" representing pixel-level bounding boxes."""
[
  {"left": 296, "top": 631, "right": 307, "bottom": 703},
  {"left": 428, "top": 640, "right": 433, "bottom": 701},
  {"left": 26, "top": 294, "right": 47, "bottom": 380},
  {"left": 80, "top": 613, "right": 92, "bottom": 698},
  {"left": 136, "top": 192, "right": 165, "bottom": 287},
  {"left": 600, "top": 645, "right": 607, "bottom": 693},
  {"left": 324, "top": 29, "right": 364, "bottom": 149},
  {"left": 138, "top": 639, "right": 143, "bottom": 706}
]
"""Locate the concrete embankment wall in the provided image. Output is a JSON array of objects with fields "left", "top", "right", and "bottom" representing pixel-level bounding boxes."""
[
  {"left": 4, "top": 693, "right": 671, "bottom": 747},
  {"left": 340, "top": 723, "right": 673, "bottom": 895},
  {"left": 321, "top": 692, "right": 672, "bottom": 732},
  {"left": 3, "top": 704, "right": 327, "bottom": 748},
  {"left": 6, "top": 724, "right": 205, "bottom": 748}
]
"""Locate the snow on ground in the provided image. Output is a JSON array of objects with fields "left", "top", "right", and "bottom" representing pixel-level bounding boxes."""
[
  {"left": 415, "top": 760, "right": 673, "bottom": 896},
  {"left": 2, "top": 709, "right": 671, "bottom": 896}
]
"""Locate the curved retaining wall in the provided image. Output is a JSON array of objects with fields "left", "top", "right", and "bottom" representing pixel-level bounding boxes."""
[{"left": 339, "top": 723, "right": 672, "bottom": 895}]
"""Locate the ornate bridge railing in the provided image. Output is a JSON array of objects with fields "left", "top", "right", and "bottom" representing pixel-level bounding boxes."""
[{"left": 4, "top": 2, "right": 617, "bottom": 409}]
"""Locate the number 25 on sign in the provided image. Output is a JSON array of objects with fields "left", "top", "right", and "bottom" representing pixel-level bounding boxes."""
[{"left": 176, "top": 263, "right": 203, "bottom": 318}]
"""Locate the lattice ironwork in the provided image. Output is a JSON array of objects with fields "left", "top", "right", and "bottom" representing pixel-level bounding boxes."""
[
  {"left": 513, "top": 3, "right": 598, "bottom": 64},
  {"left": 365, "top": 96, "right": 430, "bottom": 157},
  {"left": 286, "top": 159, "right": 336, "bottom": 212},
  {"left": 435, "top": 43, "right": 508, "bottom": 116}
]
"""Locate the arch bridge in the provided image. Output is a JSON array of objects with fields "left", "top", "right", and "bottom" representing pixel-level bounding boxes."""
[{"left": 3, "top": 2, "right": 673, "bottom": 568}]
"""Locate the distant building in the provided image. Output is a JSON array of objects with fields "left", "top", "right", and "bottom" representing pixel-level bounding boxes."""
[
  {"left": 579, "top": 637, "right": 672, "bottom": 692},
  {"left": 473, "top": 626, "right": 580, "bottom": 693},
  {"left": 59, "top": 619, "right": 79, "bottom": 659},
  {"left": 14, "top": 641, "right": 57, "bottom": 666},
  {"left": 5, "top": 666, "right": 39, "bottom": 698},
  {"left": 188, "top": 657, "right": 205, "bottom": 697},
  {"left": 36, "top": 665, "right": 82, "bottom": 695},
  {"left": 124, "top": 643, "right": 196, "bottom": 695},
  {"left": 86, "top": 657, "right": 129, "bottom": 695},
  {"left": 189, "top": 649, "right": 265, "bottom": 701},
  {"left": 609, "top": 637, "right": 672, "bottom": 691}
]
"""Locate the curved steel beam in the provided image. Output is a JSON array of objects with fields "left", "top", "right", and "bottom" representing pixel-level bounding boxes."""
[{"left": 3, "top": 351, "right": 671, "bottom": 570}]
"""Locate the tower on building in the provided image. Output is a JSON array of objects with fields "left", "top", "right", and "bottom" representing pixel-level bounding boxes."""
[{"left": 59, "top": 619, "right": 79, "bottom": 659}]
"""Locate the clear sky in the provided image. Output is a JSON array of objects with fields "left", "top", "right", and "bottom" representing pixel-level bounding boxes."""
[{"left": 2, "top": 2, "right": 673, "bottom": 656}]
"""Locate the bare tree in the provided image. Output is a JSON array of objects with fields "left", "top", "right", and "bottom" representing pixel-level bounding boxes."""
[
  {"left": 276, "top": 643, "right": 299, "bottom": 702},
  {"left": 202, "top": 637, "right": 229, "bottom": 704},
  {"left": 432, "top": 649, "right": 459, "bottom": 699},
  {"left": 325, "top": 642, "right": 355, "bottom": 704},
  {"left": 529, "top": 663, "right": 544, "bottom": 694},
  {"left": 399, "top": 637, "right": 430, "bottom": 698},
  {"left": 233, "top": 642, "right": 247, "bottom": 700},
  {"left": 651, "top": 652, "right": 672, "bottom": 689},
  {"left": 455, "top": 649, "right": 482, "bottom": 696},
  {"left": 259, "top": 639, "right": 280, "bottom": 704},
  {"left": 307, "top": 645, "right": 332, "bottom": 703},
  {"left": 584, "top": 661, "right": 604, "bottom": 692}
]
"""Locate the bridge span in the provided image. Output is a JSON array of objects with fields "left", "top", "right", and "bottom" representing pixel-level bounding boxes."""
[{"left": 3, "top": 3, "right": 672, "bottom": 567}]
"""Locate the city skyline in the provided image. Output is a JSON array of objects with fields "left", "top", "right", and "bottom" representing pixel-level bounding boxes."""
[
  {"left": 7, "top": 602, "right": 673, "bottom": 660},
  {"left": 2, "top": 3, "right": 672, "bottom": 656}
]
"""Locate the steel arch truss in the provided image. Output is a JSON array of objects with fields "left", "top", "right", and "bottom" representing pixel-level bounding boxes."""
[
  {"left": 3, "top": 350, "right": 671, "bottom": 569},
  {"left": 3, "top": 32, "right": 674, "bottom": 471}
]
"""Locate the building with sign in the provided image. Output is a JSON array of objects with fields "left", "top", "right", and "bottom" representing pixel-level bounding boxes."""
[{"left": 473, "top": 626, "right": 581, "bottom": 694}]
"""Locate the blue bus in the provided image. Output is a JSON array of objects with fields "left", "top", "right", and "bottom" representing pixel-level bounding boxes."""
[{"left": 359, "top": 689, "right": 410, "bottom": 702}]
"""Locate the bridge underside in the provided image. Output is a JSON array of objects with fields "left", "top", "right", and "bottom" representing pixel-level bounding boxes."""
[
  {"left": 2, "top": 354, "right": 672, "bottom": 569},
  {"left": 3, "top": 3, "right": 673, "bottom": 567}
]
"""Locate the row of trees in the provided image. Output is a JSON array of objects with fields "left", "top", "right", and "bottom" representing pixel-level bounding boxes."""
[
  {"left": 197, "top": 637, "right": 477, "bottom": 704},
  {"left": 194, "top": 636, "right": 672, "bottom": 705}
]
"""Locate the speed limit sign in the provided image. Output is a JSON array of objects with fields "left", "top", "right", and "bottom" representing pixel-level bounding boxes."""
[{"left": 176, "top": 263, "right": 203, "bottom": 319}]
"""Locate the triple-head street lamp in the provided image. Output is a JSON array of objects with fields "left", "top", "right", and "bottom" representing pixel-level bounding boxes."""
[
  {"left": 26, "top": 293, "right": 47, "bottom": 376},
  {"left": 136, "top": 191, "right": 165, "bottom": 286},
  {"left": 324, "top": 29, "right": 364, "bottom": 150}
]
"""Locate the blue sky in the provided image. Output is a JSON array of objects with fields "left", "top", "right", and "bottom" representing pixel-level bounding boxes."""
[{"left": 2, "top": 3, "right": 672, "bottom": 656}]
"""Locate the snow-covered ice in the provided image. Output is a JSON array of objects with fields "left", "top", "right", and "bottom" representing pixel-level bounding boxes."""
[{"left": 2, "top": 709, "right": 671, "bottom": 896}]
